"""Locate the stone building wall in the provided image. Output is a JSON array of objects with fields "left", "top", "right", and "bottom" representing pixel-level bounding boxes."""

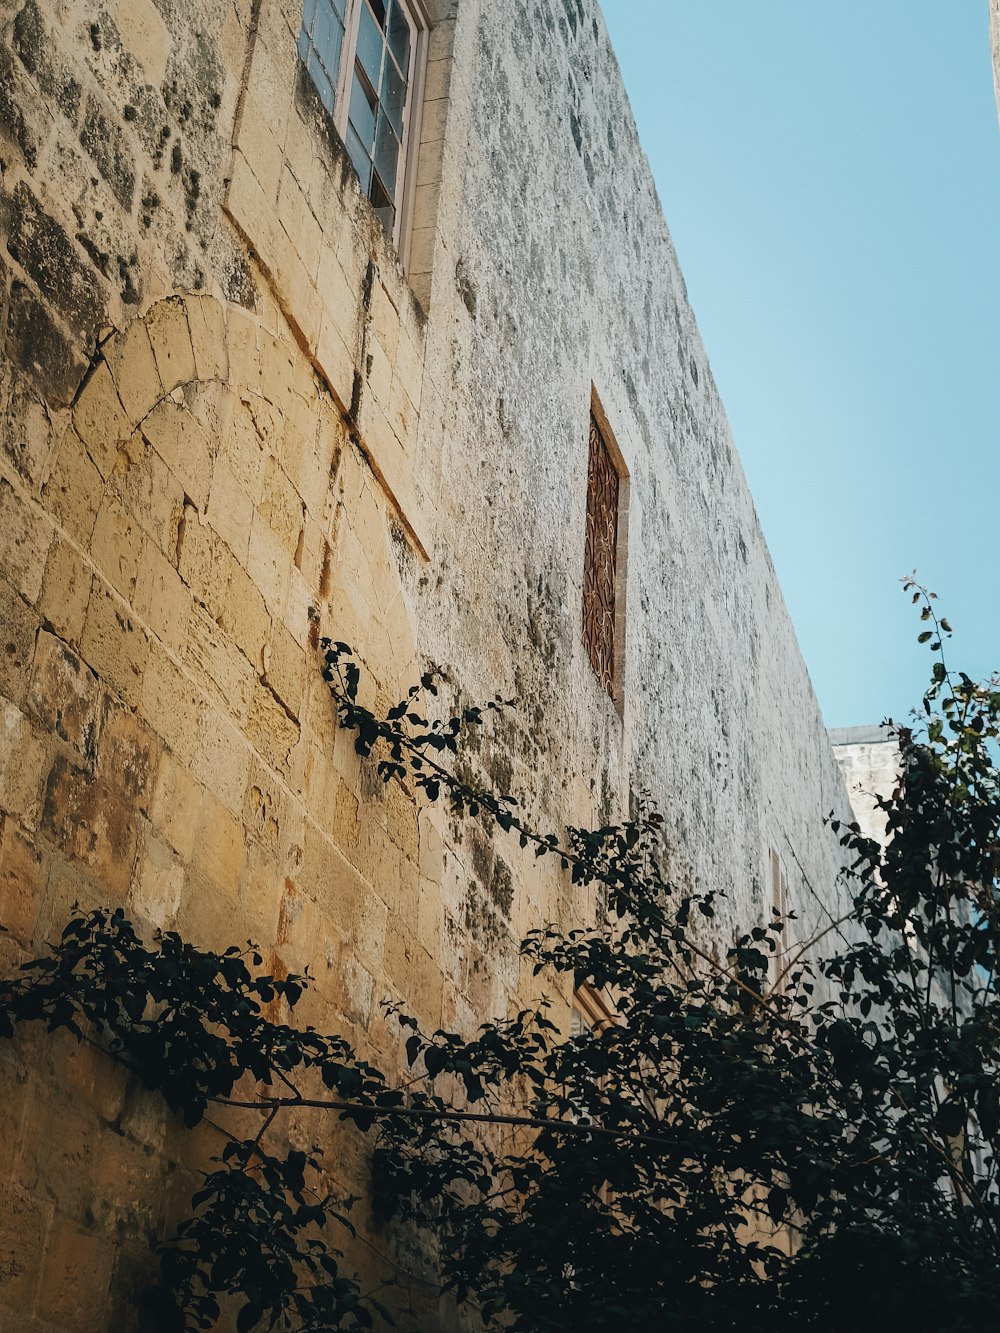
[
  {"left": 0, "top": 0, "right": 856, "bottom": 1325},
  {"left": 830, "top": 725, "right": 901, "bottom": 852}
]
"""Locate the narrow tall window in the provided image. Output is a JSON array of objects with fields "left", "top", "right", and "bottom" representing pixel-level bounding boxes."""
[
  {"left": 298, "top": 0, "right": 422, "bottom": 242},
  {"left": 582, "top": 410, "right": 620, "bottom": 698},
  {"left": 769, "top": 847, "right": 790, "bottom": 990}
]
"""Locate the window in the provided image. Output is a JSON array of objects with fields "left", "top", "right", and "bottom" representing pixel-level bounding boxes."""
[
  {"left": 571, "top": 981, "right": 616, "bottom": 1038},
  {"left": 582, "top": 407, "right": 625, "bottom": 701},
  {"left": 769, "top": 847, "right": 790, "bottom": 990},
  {"left": 298, "top": 0, "right": 423, "bottom": 242}
]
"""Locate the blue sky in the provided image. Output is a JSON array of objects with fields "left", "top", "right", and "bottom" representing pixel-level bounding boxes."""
[{"left": 601, "top": 1, "right": 1000, "bottom": 729}]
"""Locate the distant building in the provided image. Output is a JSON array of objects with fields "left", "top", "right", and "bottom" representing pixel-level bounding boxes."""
[{"left": 830, "top": 724, "right": 900, "bottom": 851}]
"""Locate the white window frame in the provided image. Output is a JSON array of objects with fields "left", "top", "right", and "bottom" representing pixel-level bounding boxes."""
[{"left": 300, "top": 0, "right": 429, "bottom": 257}]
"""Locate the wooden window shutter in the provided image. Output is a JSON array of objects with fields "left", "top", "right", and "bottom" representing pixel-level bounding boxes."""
[{"left": 582, "top": 411, "right": 619, "bottom": 697}]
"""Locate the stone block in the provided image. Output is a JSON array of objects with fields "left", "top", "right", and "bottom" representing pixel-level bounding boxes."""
[
  {"left": 130, "top": 827, "right": 184, "bottom": 929},
  {"left": 368, "top": 278, "right": 400, "bottom": 365},
  {"left": 223, "top": 399, "right": 267, "bottom": 504},
  {"left": 0, "top": 700, "right": 47, "bottom": 822},
  {"left": 112, "top": 0, "right": 171, "bottom": 84},
  {"left": 226, "top": 309, "right": 263, "bottom": 400},
  {"left": 0, "top": 816, "right": 45, "bottom": 946},
  {"left": 237, "top": 92, "right": 284, "bottom": 204},
  {"left": 90, "top": 492, "right": 144, "bottom": 600},
  {"left": 40, "top": 754, "right": 138, "bottom": 898},
  {"left": 242, "top": 761, "right": 284, "bottom": 854},
  {"left": 79, "top": 91, "right": 135, "bottom": 211},
  {"left": 407, "top": 225, "right": 436, "bottom": 282},
  {"left": 80, "top": 580, "right": 150, "bottom": 710},
  {"left": 226, "top": 150, "right": 277, "bottom": 286},
  {"left": 388, "top": 371, "right": 418, "bottom": 455},
  {"left": 177, "top": 514, "right": 230, "bottom": 620},
  {"left": 258, "top": 327, "right": 297, "bottom": 409},
  {"left": 149, "top": 748, "right": 205, "bottom": 861},
  {"left": 190, "top": 708, "right": 250, "bottom": 815},
  {"left": 0, "top": 39, "right": 43, "bottom": 167},
  {"left": 38, "top": 1026, "right": 128, "bottom": 1127},
  {"left": 96, "top": 695, "right": 162, "bottom": 809},
  {"left": 219, "top": 559, "right": 272, "bottom": 668},
  {"left": 181, "top": 602, "right": 255, "bottom": 718},
  {"left": 25, "top": 630, "right": 100, "bottom": 756},
  {"left": 263, "top": 621, "right": 306, "bottom": 719},
  {"left": 278, "top": 166, "right": 322, "bottom": 279},
  {"left": 191, "top": 792, "right": 245, "bottom": 889},
  {"left": 282, "top": 568, "right": 314, "bottom": 650},
  {"left": 105, "top": 320, "right": 163, "bottom": 425},
  {"left": 0, "top": 475, "right": 51, "bottom": 603},
  {"left": 394, "top": 323, "right": 426, "bottom": 410},
  {"left": 41, "top": 427, "right": 102, "bottom": 548},
  {"left": 5, "top": 280, "right": 88, "bottom": 408},
  {"left": 246, "top": 676, "right": 300, "bottom": 775},
  {"left": 248, "top": 515, "right": 292, "bottom": 618},
  {"left": 140, "top": 643, "right": 204, "bottom": 765},
  {"left": 184, "top": 295, "right": 228, "bottom": 383},
  {"left": 36, "top": 538, "right": 91, "bottom": 649},
  {"left": 0, "top": 577, "right": 37, "bottom": 707},
  {"left": 316, "top": 314, "right": 356, "bottom": 418},
  {"left": 0, "top": 1182, "right": 51, "bottom": 1316},
  {"left": 35, "top": 1213, "right": 114, "bottom": 1333},
  {"left": 365, "top": 332, "right": 392, "bottom": 412},
  {"left": 132, "top": 539, "right": 189, "bottom": 650},
  {"left": 145, "top": 298, "right": 196, "bottom": 394},
  {"left": 140, "top": 399, "right": 213, "bottom": 511},
  {"left": 271, "top": 228, "right": 322, "bottom": 350},
  {"left": 294, "top": 515, "right": 325, "bottom": 588},
  {"left": 115, "top": 437, "right": 186, "bottom": 561},
  {"left": 206, "top": 456, "right": 254, "bottom": 562},
  {"left": 259, "top": 455, "right": 303, "bottom": 551},
  {"left": 6, "top": 183, "right": 105, "bottom": 343},
  {"left": 72, "top": 361, "right": 131, "bottom": 480},
  {"left": 316, "top": 246, "right": 361, "bottom": 353}
]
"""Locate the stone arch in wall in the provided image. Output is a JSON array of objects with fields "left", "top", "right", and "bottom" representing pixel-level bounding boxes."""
[
  {"left": 0, "top": 289, "right": 448, "bottom": 1328},
  {"left": 10, "top": 287, "right": 419, "bottom": 974}
]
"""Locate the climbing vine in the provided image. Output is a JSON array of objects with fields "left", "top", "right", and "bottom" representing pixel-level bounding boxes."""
[{"left": 3, "top": 585, "right": 1000, "bottom": 1331}]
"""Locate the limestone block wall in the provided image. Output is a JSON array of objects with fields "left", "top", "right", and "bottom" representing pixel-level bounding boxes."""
[{"left": 0, "top": 0, "right": 858, "bottom": 1326}]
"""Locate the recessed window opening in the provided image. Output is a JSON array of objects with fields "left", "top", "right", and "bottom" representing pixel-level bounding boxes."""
[{"left": 582, "top": 399, "right": 628, "bottom": 705}]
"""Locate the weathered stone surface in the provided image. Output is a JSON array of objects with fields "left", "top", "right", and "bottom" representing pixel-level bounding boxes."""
[
  {"left": 0, "top": 0, "right": 866, "bottom": 1326},
  {"left": 6, "top": 185, "right": 105, "bottom": 342},
  {"left": 80, "top": 92, "right": 137, "bottom": 212},
  {"left": 5, "top": 282, "right": 87, "bottom": 406}
]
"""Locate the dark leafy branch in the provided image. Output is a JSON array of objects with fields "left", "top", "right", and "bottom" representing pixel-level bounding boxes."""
[{"left": 2, "top": 590, "right": 1000, "bottom": 1331}]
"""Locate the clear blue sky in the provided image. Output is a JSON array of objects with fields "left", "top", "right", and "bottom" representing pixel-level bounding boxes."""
[{"left": 601, "top": 1, "right": 1000, "bottom": 729}]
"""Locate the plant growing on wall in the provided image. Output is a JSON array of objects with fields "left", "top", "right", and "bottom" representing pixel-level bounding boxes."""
[{"left": 2, "top": 584, "right": 1000, "bottom": 1331}]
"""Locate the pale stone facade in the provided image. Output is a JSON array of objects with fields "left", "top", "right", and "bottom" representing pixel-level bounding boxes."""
[
  {"left": 830, "top": 725, "right": 901, "bottom": 853},
  {"left": 0, "top": 0, "right": 856, "bottom": 1325}
]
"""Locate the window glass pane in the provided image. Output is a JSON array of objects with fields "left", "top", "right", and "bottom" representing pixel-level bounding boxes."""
[
  {"left": 386, "top": 0, "right": 411, "bottom": 75},
  {"left": 302, "top": 0, "right": 318, "bottom": 36},
  {"left": 380, "top": 54, "right": 406, "bottom": 137},
  {"left": 374, "top": 110, "right": 400, "bottom": 197},
  {"left": 369, "top": 0, "right": 387, "bottom": 27},
  {"left": 346, "top": 123, "right": 373, "bottom": 192},
  {"left": 369, "top": 173, "right": 395, "bottom": 236},
  {"left": 313, "top": 0, "right": 345, "bottom": 79},
  {"left": 356, "top": 5, "right": 384, "bottom": 90},
  {"left": 297, "top": 25, "right": 311, "bottom": 62},
  {"left": 348, "top": 72, "right": 377, "bottom": 153},
  {"left": 307, "top": 46, "right": 336, "bottom": 112}
]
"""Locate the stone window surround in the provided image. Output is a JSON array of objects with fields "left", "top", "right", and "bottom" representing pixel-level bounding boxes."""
[
  {"left": 223, "top": 0, "right": 457, "bottom": 558},
  {"left": 585, "top": 387, "right": 631, "bottom": 716},
  {"left": 297, "top": 0, "right": 431, "bottom": 259}
]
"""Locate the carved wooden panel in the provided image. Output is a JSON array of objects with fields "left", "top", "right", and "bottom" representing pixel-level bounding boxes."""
[{"left": 582, "top": 411, "right": 619, "bottom": 697}]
